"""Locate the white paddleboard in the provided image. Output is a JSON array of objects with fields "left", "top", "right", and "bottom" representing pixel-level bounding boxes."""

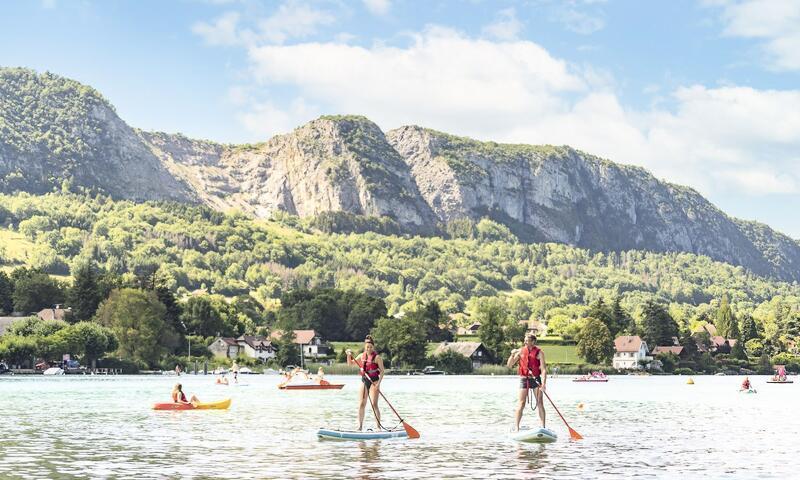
[{"left": 510, "top": 427, "right": 558, "bottom": 443}]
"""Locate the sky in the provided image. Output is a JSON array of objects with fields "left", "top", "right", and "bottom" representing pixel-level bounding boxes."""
[{"left": 1, "top": 0, "right": 800, "bottom": 239}]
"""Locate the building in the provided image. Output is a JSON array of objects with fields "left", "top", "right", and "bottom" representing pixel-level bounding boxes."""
[
  {"left": 651, "top": 346, "right": 686, "bottom": 359},
  {"left": 456, "top": 322, "right": 482, "bottom": 336},
  {"left": 691, "top": 323, "right": 717, "bottom": 337},
  {"left": 209, "top": 335, "right": 277, "bottom": 361},
  {"left": 710, "top": 336, "right": 737, "bottom": 353},
  {"left": 37, "top": 305, "right": 71, "bottom": 321},
  {"left": 613, "top": 336, "right": 651, "bottom": 370},
  {"left": 432, "top": 341, "right": 492, "bottom": 369},
  {"left": 270, "top": 329, "right": 331, "bottom": 360}
]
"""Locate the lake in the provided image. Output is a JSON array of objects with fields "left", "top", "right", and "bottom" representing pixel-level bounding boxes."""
[{"left": 0, "top": 374, "right": 794, "bottom": 479}]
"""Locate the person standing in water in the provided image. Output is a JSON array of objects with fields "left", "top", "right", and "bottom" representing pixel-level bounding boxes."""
[
  {"left": 231, "top": 361, "right": 240, "bottom": 383},
  {"left": 507, "top": 333, "right": 547, "bottom": 431},
  {"left": 346, "top": 335, "right": 385, "bottom": 431}
]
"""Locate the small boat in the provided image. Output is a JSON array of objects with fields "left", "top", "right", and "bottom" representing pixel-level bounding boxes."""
[
  {"left": 279, "top": 383, "right": 345, "bottom": 390},
  {"left": 573, "top": 371, "right": 608, "bottom": 383},
  {"left": 510, "top": 427, "right": 558, "bottom": 443},
  {"left": 152, "top": 398, "right": 232, "bottom": 410},
  {"left": 43, "top": 367, "right": 64, "bottom": 375},
  {"left": 739, "top": 389, "right": 757, "bottom": 394},
  {"left": 317, "top": 428, "right": 408, "bottom": 440},
  {"left": 421, "top": 366, "right": 446, "bottom": 375}
]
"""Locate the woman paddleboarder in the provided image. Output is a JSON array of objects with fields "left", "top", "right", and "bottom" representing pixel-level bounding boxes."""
[
  {"left": 346, "top": 335, "right": 385, "bottom": 431},
  {"left": 507, "top": 333, "right": 547, "bottom": 431}
]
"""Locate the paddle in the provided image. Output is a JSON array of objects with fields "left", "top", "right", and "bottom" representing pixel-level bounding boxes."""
[
  {"left": 349, "top": 351, "right": 420, "bottom": 439},
  {"left": 540, "top": 388, "right": 583, "bottom": 440}
]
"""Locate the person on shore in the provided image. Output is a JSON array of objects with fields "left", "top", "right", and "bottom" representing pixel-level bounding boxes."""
[
  {"left": 346, "top": 335, "right": 385, "bottom": 431},
  {"left": 175, "top": 364, "right": 182, "bottom": 376},
  {"left": 741, "top": 376, "right": 751, "bottom": 391},
  {"left": 172, "top": 383, "right": 199, "bottom": 405},
  {"left": 507, "top": 333, "right": 547, "bottom": 431}
]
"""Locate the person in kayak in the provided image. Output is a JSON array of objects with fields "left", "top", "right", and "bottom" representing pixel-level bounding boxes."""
[
  {"left": 172, "top": 383, "right": 199, "bottom": 405},
  {"left": 741, "top": 376, "right": 751, "bottom": 391},
  {"left": 507, "top": 333, "right": 547, "bottom": 431},
  {"left": 346, "top": 335, "right": 385, "bottom": 431}
]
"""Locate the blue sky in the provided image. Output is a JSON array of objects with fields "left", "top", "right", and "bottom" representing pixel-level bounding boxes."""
[{"left": 2, "top": 0, "right": 800, "bottom": 239}]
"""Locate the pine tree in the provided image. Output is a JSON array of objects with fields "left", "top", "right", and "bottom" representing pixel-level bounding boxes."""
[
  {"left": 68, "top": 262, "right": 101, "bottom": 322},
  {"left": 587, "top": 298, "right": 616, "bottom": 336},
  {"left": 715, "top": 295, "right": 735, "bottom": 338},
  {"left": 0, "top": 271, "right": 13, "bottom": 314},
  {"left": 740, "top": 314, "right": 759, "bottom": 341},
  {"left": 612, "top": 296, "right": 635, "bottom": 335},
  {"left": 642, "top": 300, "right": 679, "bottom": 348}
]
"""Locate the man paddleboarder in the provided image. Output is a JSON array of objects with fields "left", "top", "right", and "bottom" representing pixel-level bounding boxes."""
[{"left": 507, "top": 333, "right": 547, "bottom": 431}]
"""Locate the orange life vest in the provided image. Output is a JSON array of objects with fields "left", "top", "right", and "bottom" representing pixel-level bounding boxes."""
[{"left": 518, "top": 346, "right": 541, "bottom": 377}]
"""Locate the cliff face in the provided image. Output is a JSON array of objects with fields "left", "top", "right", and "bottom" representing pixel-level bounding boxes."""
[
  {"left": 2, "top": 68, "right": 799, "bottom": 281},
  {"left": 0, "top": 68, "right": 193, "bottom": 201}
]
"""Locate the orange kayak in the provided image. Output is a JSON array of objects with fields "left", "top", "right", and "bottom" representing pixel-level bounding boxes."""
[
  {"left": 152, "top": 398, "right": 232, "bottom": 410},
  {"left": 279, "top": 384, "right": 345, "bottom": 390}
]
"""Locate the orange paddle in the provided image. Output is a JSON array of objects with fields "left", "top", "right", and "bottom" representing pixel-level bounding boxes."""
[{"left": 541, "top": 389, "right": 583, "bottom": 440}]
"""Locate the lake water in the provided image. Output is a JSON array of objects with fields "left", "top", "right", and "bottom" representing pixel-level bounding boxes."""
[{"left": 0, "top": 374, "right": 795, "bottom": 479}]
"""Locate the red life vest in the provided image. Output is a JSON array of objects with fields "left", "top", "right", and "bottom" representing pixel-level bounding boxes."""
[
  {"left": 361, "top": 351, "right": 380, "bottom": 381},
  {"left": 518, "top": 346, "right": 541, "bottom": 377},
  {"left": 173, "top": 390, "right": 187, "bottom": 403}
]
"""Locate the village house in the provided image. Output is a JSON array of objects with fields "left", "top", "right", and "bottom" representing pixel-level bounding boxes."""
[
  {"left": 37, "top": 305, "right": 71, "bottom": 321},
  {"left": 269, "top": 329, "right": 331, "bottom": 360},
  {"left": 432, "top": 341, "right": 491, "bottom": 369},
  {"left": 651, "top": 345, "right": 687, "bottom": 359},
  {"left": 209, "top": 335, "right": 277, "bottom": 361},
  {"left": 709, "top": 336, "right": 737, "bottom": 354},
  {"left": 613, "top": 335, "right": 651, "bottom": 370},
  {"left": 456, "top": 322, "right": 481, "bottom": 336}
]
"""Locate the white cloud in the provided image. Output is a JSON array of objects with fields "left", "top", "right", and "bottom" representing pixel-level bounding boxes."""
[
  {"left": 710, "top": 0, "right": 800, "bottom": 70},
  {"left": 238, "top": 97, "right": 320, "bottom": 139},
  {"left": 363, "top": 0, "right": 391, "bottom": 16},
  {"left": 193, "top": 11, "right": 242, "bottom": 46},
  {"left": 192, "top": 1, "right": 335, "bottom": 47},
  {"left": 556, "top": 7, "right": 605, "bottom": 35},
  {"left": 482, "top": 8, "right": 523, "bottom": 41}
]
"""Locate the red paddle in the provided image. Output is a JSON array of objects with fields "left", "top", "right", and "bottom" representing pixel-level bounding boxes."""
[
  {"left": 350, "top": 352, "right": 420, "bottom": 439},
  {"left": 541, "top": 388, "right": 583, "bottom": 440}
]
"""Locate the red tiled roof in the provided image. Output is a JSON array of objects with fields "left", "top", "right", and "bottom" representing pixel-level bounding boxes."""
[
  {"left": 710, "top": 336, "right": 737, "bottom": 348},
  {"left": 270, "top": 329, "right": 318, "bottom": 345},
  {"left": 652, "top": 346, "right": 684, "bottom": 356},
  {"left": 614, "top": 335, "right": 643, "bottom": 353}
]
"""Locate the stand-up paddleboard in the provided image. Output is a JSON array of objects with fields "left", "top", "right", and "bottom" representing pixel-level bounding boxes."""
[
  {"left": 510, "top": 427, "right": 558, "bottom": 443},
  {"left": 317, "top": 428, "right": 408, "bottom": 440},
  {"left": 766, "top": 380, "right": 793, "bottom": 384},
  {"left": 739, "top": 389, "right": 757, "bottom": 394}
]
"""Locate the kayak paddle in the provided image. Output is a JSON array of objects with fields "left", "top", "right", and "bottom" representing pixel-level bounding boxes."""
[
  {"left": 350, "top": 353, "right": 420, "bottom": 439},
  {"left": 541, "top": 389, "right": 583, "bottom": 440}
]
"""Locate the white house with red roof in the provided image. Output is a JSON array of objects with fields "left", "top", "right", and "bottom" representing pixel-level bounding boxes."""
[
  {"left": 209, "top": 335, "right": 277, "bottom": 361},
  {"left": 613, "top": 335, "right": 651, "bottom": 370}
]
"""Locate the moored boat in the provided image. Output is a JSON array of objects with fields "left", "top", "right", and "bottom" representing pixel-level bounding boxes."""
[
  {"left": 573, "top": 371, "right": 608, "bottom": 382},
  {"left": 279, "top": 383, "right": 345, "bottom": 390}
]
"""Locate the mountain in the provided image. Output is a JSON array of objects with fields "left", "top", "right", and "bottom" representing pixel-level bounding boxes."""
[{"left": 1, "top": 67, "right": 799, "bottom": 281}]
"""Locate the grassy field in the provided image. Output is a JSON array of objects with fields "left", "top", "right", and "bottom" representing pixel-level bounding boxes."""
[{"left": 0, "top": 228, "right": 34, "bottom": 263}]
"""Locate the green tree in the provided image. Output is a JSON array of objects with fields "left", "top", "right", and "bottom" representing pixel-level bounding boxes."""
[
  {"left": 730, "top": 338, "right": 747, "bottom": 360},
  {"left": 12, "top": 273, "right": 65, "bottom": 313},
  {"left": 273, "top": 329, "right": 299, "bottom": 367},
  {"left": 156, "top": 285, "right": 183, "bottom": 334},
  {"left": 345, "top": 294, "right": 387, "bottom": 340},
  {"left": 476, "top": 298, "right": 510, "bottom": 362},
  {"left": 576, "top": 317, "right": 614, "bottom": 364},
  {"left": 612, "top": 296, "right": 636, "bottom": 335},
  {"left": 0, "top": 335, "right": 37, "bottom": 365},
  {"left": 431, "top": 349, "right": 473, "bottom": 374},
  {"left": 656, "top": 352, "right": 679, "bottom": 373},
  {"left": 641, "top": 301, "right": 679, "bottom": 348},
  {"left": 94, "top": 288, "right": 177, "bottom": 367},
  {"left": 181, "top": 296, "right": 224, "bottom": 337},
  {"left": 68, "top": 262, "right": 101, "bottom": 322},
  {"left": 56, "top": 321, "right": 118, "bottom": 365},
  {"left": 586, "top": 299, "right": 616, "bottom": 336},
  {"left": 371, "top": 315, "right": 427, "bottom": 368},
  {"left": 715, "top": 295, "right": 736, "bottom": 338},
  {"left": 740, "top": 314, "right": 759, "bottom": 342},
  {"left": 0, "top": 271, "right": 14, "bottom": 314}
]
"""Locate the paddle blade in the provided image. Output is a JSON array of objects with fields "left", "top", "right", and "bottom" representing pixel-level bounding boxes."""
[
  {"left": 568, "top": 427, "right": 583, "bottom": 440},
  {"left": 403, "top": 421, "right": 420, "bottom": 439}
]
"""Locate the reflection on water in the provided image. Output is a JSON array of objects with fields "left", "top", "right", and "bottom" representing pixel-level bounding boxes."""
[{"left": 0, "top": 375, "right": 797, "bottom": 479}]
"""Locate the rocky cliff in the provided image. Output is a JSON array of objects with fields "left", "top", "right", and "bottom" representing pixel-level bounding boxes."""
[{"left": 2, "top": 68, "right": 799, "bottom": 281}]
